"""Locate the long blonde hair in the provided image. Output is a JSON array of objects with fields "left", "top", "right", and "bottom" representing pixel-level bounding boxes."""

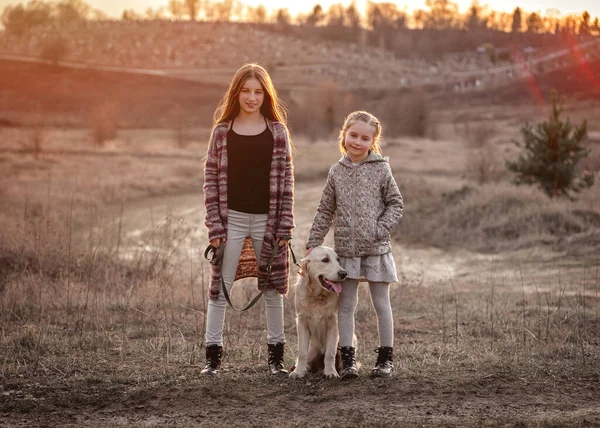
[{"left": 338, "top": 110, "right": 382, "bottom": 155}]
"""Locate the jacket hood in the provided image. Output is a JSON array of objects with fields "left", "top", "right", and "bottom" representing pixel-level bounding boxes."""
[{"left": 338, "top": 151, "right": 388, "bottom": 168}]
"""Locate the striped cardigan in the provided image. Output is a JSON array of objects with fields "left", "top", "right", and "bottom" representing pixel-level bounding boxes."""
[{"left": 203, "top": 118, "right": 295, "bottom": 300}]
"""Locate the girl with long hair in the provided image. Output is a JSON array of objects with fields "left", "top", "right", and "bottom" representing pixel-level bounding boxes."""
[{"left": 202, "top": 63, "right": 295, "bottom": 377}]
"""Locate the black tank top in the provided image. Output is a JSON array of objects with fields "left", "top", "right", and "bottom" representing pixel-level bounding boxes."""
[{"left": 227, "top": 118, "right": 274, "bottom": 214}]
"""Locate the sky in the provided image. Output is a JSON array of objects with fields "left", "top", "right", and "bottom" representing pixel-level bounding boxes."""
[{"left": 0, "top": 0, "right": 598, "bottom": 19}]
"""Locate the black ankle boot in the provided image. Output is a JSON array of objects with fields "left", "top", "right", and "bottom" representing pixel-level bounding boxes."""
[
  {"left": 371, "top": 346, "right": 393, "bottom": 378},
  {"left": 339, "top": 346, "right": 359, "bottom": 380},
  {"left": 201, "top": 344, "right": 222, "bottom": 376},
  {"left": 267, "top": 342, "right": 288, "bottom": 377}
]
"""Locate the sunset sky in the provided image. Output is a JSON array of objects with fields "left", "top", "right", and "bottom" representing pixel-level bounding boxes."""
[{"left": 0, "top": 0, "right": 598, "bottom": 19}]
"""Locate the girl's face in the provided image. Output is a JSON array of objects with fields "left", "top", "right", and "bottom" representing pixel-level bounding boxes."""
[
  {"left": 344, "top": 121, "right": 376, "bottom": 163},
  {"left": 238, "top": 78, "right": 264, "bottom": 115}
]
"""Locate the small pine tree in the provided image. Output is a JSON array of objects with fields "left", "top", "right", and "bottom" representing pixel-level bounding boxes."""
[{"left": 506, "top": 91, "right": 595, "bottom": 199}]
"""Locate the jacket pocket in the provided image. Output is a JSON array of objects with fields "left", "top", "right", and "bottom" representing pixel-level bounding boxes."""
[
  {"left": 376, "top": 223, "right": 388, "bottom": 241},
  {"left": 334, "top": 227, "right": 351, "bottom": 251},
  {"left": 355, "top": 217, "right": 377, "bottom": 243},
  {"left": 335, "top": 225, "right": 351, "bottom": 238}
]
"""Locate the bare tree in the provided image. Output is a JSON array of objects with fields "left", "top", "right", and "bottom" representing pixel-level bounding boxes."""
[
  {"left": 306, "top": 4, "right": 325, "bottom": 26},
  {"left": 562, "top": 15, "right": 577, "bottom": 35},
  {"left": 366, "top": 1, "right": 406, "bottom": 49},
  {"left": 345, "top": 1, "right": 361, "bottom": 28},
  {"left": 326, "top": 3, "right": 345, "bottom": 27},
  {"left": 184, "top": 0, "right": 200, "bottom": 21},
  {"left": 511, "top": 7, "right": 522, "bottom": 33},
  {"left": 465, "top": 0, "right": 486, "bottom": 31},
  {"left": 122, "top": 9, "right": 142, "bottom": 20},
  {"left": 210, "top": 0, "right": 236, "bottom": 22},
  {"left": 526, "top": 12, "right": 543, "bottom": 33},
  {"left": 423, "top": 0, "right": 459, "bottom": 30},
  {"left": 168, "top": 0, "right": 186, "bottom": 20},
  {"left": 485, "top": 11, "right": 512, "bottom": 32},
  {"left": 543, "top": 8, "right": 561, "bottom": 33},
  {"left": 145, "top": 7, "right": 166, "bottom": 20},
  {"left": 247, "top": 4, "right": 267, "bottom": 23},
  {"left": 592, "top": 17, "right": 600, "bottom": 35},
  {"left": 56, "top": 0, "right": 91, "bottom": 22},
  {"left": 579, "top": 11, "right": 591, "bottom": 35},
  {"left": 1, "top": 1, "right": 52, "bottom": 35},
  {"left": 275, "top": 8, "right": 291, "bottom": 25}
]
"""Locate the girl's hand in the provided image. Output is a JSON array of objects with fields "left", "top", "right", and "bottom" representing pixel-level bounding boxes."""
[
  {"left": 278, "top": 238, "right": 288, "bottom": 247},
  {"left": 305, "top": 247, "right": 313, "bottom": 256},
  {"left": 210, "top": 238, "right": 226, "bottom": 248}
]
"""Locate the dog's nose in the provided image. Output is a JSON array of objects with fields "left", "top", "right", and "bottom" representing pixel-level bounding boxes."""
[{"left": 338, "top": 270, "right": 347, "bottom": 280}]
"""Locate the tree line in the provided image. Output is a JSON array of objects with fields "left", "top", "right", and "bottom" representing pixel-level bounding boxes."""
[
  {"left": 128, "top": 1, "right": 600, "bottom": 37},
  {"left": 2, "top": 0, "right": 599, "bottom": 36},
  {"left": 1, "top": 0, "right": 108, "bottom": 35}
]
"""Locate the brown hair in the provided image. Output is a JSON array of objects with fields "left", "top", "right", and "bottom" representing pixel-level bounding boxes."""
[
  {"left": 213, "top": 63, "right": 287, "bottom": 124},
  {"left": 338, "top": 110, "right": 382, "bottom": 155}
]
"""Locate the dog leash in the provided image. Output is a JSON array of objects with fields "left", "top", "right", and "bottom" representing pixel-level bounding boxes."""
[
  {"left": 204, "top": 241, "right": 300, "bottom": 312},
  {"left": 288, "top": 242, "right": 301, "bottom": 269}
]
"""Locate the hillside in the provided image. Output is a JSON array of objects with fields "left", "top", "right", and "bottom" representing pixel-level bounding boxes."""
[
  {"left": 0, "top": 59, "right": 227, "bottom": 128},
  {"left": 2, "top": 52, "right": 599, "bottom": 133},
  {"left": 2, "top": 21, "right": 599, "bottom": 92}
]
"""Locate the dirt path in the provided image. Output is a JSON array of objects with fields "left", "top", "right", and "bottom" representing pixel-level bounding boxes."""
[
  {"left": 108, "top": 182, "right": 578, "bottom": 292},
  {"left": 105, "top": 181, "right": 487, "bottom": 286}
]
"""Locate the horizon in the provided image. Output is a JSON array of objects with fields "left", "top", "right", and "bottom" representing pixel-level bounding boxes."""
[{"left": 0, "top": 0, "right": 599, "bottom": 20}]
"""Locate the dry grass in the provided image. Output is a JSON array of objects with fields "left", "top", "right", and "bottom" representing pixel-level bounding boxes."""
[{"left": 1, "top": 107, "right": 600, "bottom": 425}]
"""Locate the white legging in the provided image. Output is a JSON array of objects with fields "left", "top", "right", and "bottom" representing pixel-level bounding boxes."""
[
  {"left": 204, "top": 210, "right": 285, "bottom": 347},
  {"left": 338, "top": 279, "right": 394, "bottom": 348}
]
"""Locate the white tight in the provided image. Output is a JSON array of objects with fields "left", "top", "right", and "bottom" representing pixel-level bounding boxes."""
[
  {"left": 338, "top": 279, "right": 394, "bottom": 348},
  {"left": 204, "top": 210, "right": 285, "bottom": 347}
]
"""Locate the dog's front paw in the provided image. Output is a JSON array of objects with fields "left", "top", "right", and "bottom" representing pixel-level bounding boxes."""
[
  {"left": 289, "top": 369, "right": 306, "bottom": 379},
  {"left": 324, "top": 370, "right": 339, "bottom": 379}
]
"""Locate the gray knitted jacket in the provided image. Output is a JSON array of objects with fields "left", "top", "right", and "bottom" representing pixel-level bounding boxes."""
[{"left": 306, "top": 152, "right": 403, "bottom": 257}]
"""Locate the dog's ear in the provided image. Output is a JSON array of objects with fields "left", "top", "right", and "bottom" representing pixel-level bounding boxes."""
[{"left": 298, "top": 257, "right": 310, "bottom": 277}]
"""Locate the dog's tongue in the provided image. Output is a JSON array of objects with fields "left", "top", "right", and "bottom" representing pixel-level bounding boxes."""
[{"left": 324, "top": 278, "right": 343, "bottom": 293}]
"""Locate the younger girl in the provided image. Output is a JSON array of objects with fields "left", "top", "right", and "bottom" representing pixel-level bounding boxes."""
[
  {"left": 306, "top": 111, "right": 403, "bottom": 379},
  {"left": 202, "top": 63, "right": 295, "bottom": 376}
]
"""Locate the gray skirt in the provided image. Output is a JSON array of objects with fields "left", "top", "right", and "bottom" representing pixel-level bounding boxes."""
[{"left": 339, "top": 252, "right": 398, "bottom": 283}]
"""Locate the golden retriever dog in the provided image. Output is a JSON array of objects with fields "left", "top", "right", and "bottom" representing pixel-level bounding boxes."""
[{"left": 289, "top": 246, "right": 348, "bottom": 379}]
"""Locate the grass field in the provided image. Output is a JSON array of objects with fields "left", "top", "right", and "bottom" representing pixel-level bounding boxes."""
[{"left": 1, "top": 59, "right": 600, "bottom": 426}]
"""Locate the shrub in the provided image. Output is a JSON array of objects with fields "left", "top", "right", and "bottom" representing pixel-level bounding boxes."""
[
  {"left": 1, "top": 2, "right": 52, "bottom": 36},
  {"left": 90, "top": 101, "right": 118, "bottom": 146},
  {"left": 464, "top": 145, "right": 505, "bottom": 185},
  {"left": 29, "top": 114, "right": 45, "bottom": 158},
  {"left": 375, "top": 90, "right": 429, "bottom": 138},
  {"left": 172, "top": 103, "right": 189, "bottom": 148},
  {"left": 458, "top": 121, "right": 504, "bottom": 185},
  {"left": 506, "top": 90, "right": 595, "bottom": 199},
  {"left": 40, "top": 36, "right": 69, "bottom": 64}
]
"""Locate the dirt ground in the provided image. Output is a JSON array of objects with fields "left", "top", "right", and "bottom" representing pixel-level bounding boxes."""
[
  {"left": 3, "top": 178, "right": 600, "bottom": 427},
  {"left": 2, "top": 369, "right": 599, "bottom": 427}
]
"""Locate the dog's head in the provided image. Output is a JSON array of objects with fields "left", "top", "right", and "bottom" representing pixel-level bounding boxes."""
[{"left": 301, "top": 246, "right": 347, "bottom": 293}]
